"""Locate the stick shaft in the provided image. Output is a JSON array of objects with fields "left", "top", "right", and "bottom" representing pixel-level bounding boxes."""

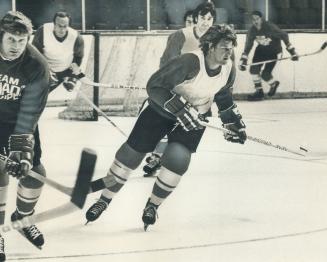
[{"left": 201, "top": 122, "right": 305, "bottom": 157}]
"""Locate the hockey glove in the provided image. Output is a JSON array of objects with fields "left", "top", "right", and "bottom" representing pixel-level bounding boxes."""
[
  {"left": 6, "top": 134, "right": 34, "bottom": 178},
  {"left": 164, "top": 94, "right": 203, "bottom": 131},
  {"left": 238, "top": 53, "right": 248, "bottom": 71},
  {"left": 219, "top": 104, "right": 247, "bottom": 144},
  {"left": 63, "top": 77, "right": 78, "bottom": 92},
  {"left": 286, "top": 44, "right": 299, "bottom": 61}
]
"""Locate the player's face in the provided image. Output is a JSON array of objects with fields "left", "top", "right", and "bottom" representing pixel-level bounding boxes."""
[
  {"left": 195, "top": 12, "right": 214, "bottom": 35},
  {"left": 185, "top": 15, "right": 194, "bottom": 28},
  {"left": 0, "top": 32, "right": 28, "bottom": 60},
  {"left": 211, "top": 40, "right": 234, "bottom": 65},
  {"left": 252, "top": 15, "right": 263, "bottom": 29},
  {"left": 54, "top": 16, "right": 70, "bottom": 38}
]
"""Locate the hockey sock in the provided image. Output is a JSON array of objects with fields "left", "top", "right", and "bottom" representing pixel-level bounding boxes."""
[
  {"left": 150, "top": 167, "right": 182, "bottom": 206},
  {"left": 0, "top": 186, "right": 8, "bottom": 225},
  {"left": 267, "top": 77, "right": 276, "bottom": 86},
  {"left": 252, "top": 74, "right": 262, "bottom": 89},
  {"left": 16, "top": 163, "right": 45, "bottom": 215},
  {"left": 100, "top": 159, "right": 132, "bottom": 203}
]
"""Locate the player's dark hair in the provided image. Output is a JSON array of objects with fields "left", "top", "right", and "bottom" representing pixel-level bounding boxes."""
[
  {"left": 251, "top": 10, "right": 263, "bottom": 17},
  {"left": 193, "top": 2, "right": 216, "bottom": 23},
  {"left": 200, "top": 24, "right": 237, "bottom": 56},
  {"left": 183, "top": 10, "right": 194, "bottom": 23},
  {"left": 0, "top": 11, "right": 33, "bottom": 40},
  {"left": 53, "top": 11, "right": 72, "bottom": 25}
]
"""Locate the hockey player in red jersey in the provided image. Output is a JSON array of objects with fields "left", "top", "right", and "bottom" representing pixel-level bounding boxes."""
[
  {"left": 0, "top": 11, "right": 50, "bottom": 260},
  {"left": 143, "top": 2, "right": 217, "bottom": 177},
  {"left": 239, "top": 10, "right": 299, "bottom": 101},
  {"left": 85, "top": 25, "right": 246, "bottom": 230}
]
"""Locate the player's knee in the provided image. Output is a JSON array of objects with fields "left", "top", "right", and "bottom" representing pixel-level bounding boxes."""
[
  {"left": 261, "top": 71, "right": 272, "bottom": 81},
  {"left": 161, "top": 142, "right": 191, "bottom": 175},
  {"left": 20, "top": 163, "right": 46, "bottom": 188},
  {"left": 116, "top": 142, "right": 146, "bottom": 170},
  {"left": 249, "top": 65, "right": 260, "bottom": 75}
]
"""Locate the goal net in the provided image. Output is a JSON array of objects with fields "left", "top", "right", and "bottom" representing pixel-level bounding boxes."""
[{"left": 58, "top": 32, "right": 168, "bottom": 120}]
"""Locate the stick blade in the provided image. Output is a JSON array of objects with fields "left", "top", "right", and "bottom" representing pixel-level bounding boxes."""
[
  {"left": 321, "top": 42, "right": 327, "bottom": 50},
  {"left": 70, "top": 148, "right": 97, "bottom": 208}
]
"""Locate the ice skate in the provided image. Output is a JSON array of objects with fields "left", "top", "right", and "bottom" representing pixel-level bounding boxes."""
[
  {"left": 85, "top": 199, "right": 109, "bottom": 224},
  {"left": 247, "top": 88, "right": 264, "bottom": 101},
  {"left": 267, "top": 81, "right": 280, "bottom": 96},
  {"left": 0, "top": 235, "right": 5, "bottom": 262},
  {"left": 143, "top": 154, "right": 161, "bottom": 177},
  {"left": 11, "top": 210, "right": 44, "bottom": 249},
  {"left": 142, "top": 199, "right": 158, "bottom": 231}
]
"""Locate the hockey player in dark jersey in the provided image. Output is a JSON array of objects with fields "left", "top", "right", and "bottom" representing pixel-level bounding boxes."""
[
  {"left": 85, "top": 25, "right": 246, "bottom": 231},
  {"left": 143, "top": 2, "right": 216, "bottom": 177},
  {"left": 239, "top": 11, "right": 299, "bottom": 101},
  {"left": 0, "top": 11, "right": 50, "bottom": 260}
]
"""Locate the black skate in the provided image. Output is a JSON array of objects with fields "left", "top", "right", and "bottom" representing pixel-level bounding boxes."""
[
  {"left": 143, "top": 154, "right": 161, "bottom": 177},
  {"left": 267, "top": 81, "right": 280, "bottom": 97},
  {"left": 0, "top": 235, "right": 5, "bottom": 262},
  {"left": 247, "top": 89, "right": 264, "bottom": 101},
  {"left": 142, "top": 199, "right": 158, "bottom": 231},
  {"left": 85, "top": 199, "right": 109, "bottom": 224},
  {"left": 11, "top": 210, "right": 44, "bottom": 249}
]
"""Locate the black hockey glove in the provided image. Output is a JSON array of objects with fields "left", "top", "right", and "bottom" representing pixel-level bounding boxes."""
[
  {"left": 63, "top": 77, "right": 78, "bottom": 92},
  {"left": 219, "top": 104, "right": 247, "bottom": 144},
  {"left": 164, "top": 94, "right": 203, "bottom": 132},
  {"left": 6, "top": 134, "right": 34, "bottom": 178},
  {"left": 238, "top": 53, "right": 248, "bottom": 71},
  {"left": 286, "top": 44, "right": 299, "bottom": 61}
]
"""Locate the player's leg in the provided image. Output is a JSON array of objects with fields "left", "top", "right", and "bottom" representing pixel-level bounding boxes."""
[
  {"left": 142, "top": 125, "right": 206, "bottom": 230},
  {"left": 0, "top": 126, "right": 15, "bottom": 260},
  {"left": 143, "top": 138, "right": 167, "bottom": 177},
  {"left": 86, "top": 106, "right": 175, "bottom": 223},
  {"left": 261, "top": 54, "right": 279, "bottom": 96},
  {"left": 11, "top": 125, "right": 46, "bottom": 248},
  {"left": 248, "top": 48, "right": 264, "bottom": 101}
]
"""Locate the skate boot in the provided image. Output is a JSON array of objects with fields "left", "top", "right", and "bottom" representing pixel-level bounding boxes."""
[
  {"left": 142, "top": 199, "right": 158, "bottom": 231},
  {"left": 11, "top": 210, "right": 44, "bottom": 249},
  {"left": 247, "top": 88, "right": 264, "bottom": 101},
  {"left": 0, "top": 235, "right": 5, "bottom": 262},
  {"left": 143, "top": 154, "right": 161, "bottom": 177},
  {"left": 267, "top": 81, "right": 280, "bottom": 97},
  {"left": 85, "top": 199, "right": 110, "bottom": 224}
]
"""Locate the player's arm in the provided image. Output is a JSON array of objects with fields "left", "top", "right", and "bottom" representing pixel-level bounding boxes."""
[
  {"left": 159, "top": 30, "right": 186, "bottom": 68},
  {"left": 72, "top": 34, "right": 84, "bottom": 67},
  {"left": 239, "top": 28, "right": 255, "bottom": 71},
  {"left": 147, "top": 53, "right": 199, "bottom": 107},
  {"left": 31, "top": 26, "right": 44, "bottom": 53},
  {"left": 214, "top": 64, "right": 246, "bottom": 144},
  {"left": 268, "top": 23, "right": 298, "bottom": 60},
  {"left": 7, "top": 59, "right": 50, "bottom": 178},
  {"left": 147, "top": 53, "right": 203, "bottom": 131}
]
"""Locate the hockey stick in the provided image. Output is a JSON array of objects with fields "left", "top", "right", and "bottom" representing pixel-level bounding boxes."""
[
  {"left": 76, "top": 88, "right": 128, "bottom": 137},
  {"left": 79, "top": 76, "right": 144, "bottom": 90},
  {"left": 200, "top": 121, "right": 306, "bottom": 157},
  {"left": 247, "top": 41, "right": 327, "bottom": 66},
  {"left": 0, "top": 148, "right": 96, "bottom": 234},
  {"left": 0, "top": 154, "right": 116, "bottom": 196}
]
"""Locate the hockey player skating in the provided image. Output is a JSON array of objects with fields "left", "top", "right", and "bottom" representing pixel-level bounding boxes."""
[
  {"left": 85, "top": 25, "right": 246, "bottom": 230},
  {"left": 238, "top": 10, "right": 299, "bottom": 101},
  {"left": 143, "top": 2, "right": 217, "bottom": 177},
  {"left": 0, "top": 11, "right": 50, "bottom": 260}
]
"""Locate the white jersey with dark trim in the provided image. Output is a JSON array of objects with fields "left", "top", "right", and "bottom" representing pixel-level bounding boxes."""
[
  {"left": 42, "top": 23, "right": 78, "bottom": 72},
  {"left": 180, "top": 27, "right": 200, "bottom": 54},
  {"left": 173, "top": 50, "right": 232, "bottom": 114}
]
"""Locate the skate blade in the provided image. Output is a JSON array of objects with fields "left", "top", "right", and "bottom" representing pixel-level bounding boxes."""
[
  {"left": 144, "top": 224, "right": 149, "bottom": 231},
  {"left": 17, "top": 230, "right": 42, "bottom": 250}
]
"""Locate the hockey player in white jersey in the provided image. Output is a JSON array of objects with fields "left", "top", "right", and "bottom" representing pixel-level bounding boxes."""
[{"left": 85, "top": 25, "right": 246, "bottom": 231}]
